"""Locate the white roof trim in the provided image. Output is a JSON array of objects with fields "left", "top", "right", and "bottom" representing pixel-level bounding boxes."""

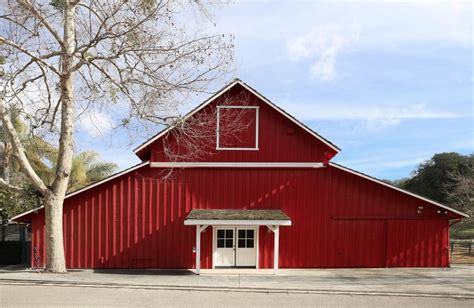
[
  {"left": 184, "top": 219, "right": 292, "bottom": 226},
  {"left": 150, "top": 162, "right": 325, "bottom": 168},
  {"left": 237, "top": 80, "right": 340, "bottom": 153},
  {"left": 65, "top": 161, "right": 149, "bottom": 199},
  {"left": 133, "top": 79, "right": 340, "bottom": 155},
  {"left": 329, "top": 162, "right": 469, "bottom": 218},
  {"left": 11, "top": 161, "right": 150, "bottom": 221},
  {"left": 10, "top": 207, "right": 43, "bottom": 221}
]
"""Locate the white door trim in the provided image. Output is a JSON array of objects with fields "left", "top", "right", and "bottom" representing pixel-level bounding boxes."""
[{"left": 212, "top": 225, "right": 259, "bottom": 269}]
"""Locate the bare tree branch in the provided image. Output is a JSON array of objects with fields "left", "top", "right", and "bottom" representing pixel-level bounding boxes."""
[
  {"left": 16, "top": 0, "right": 66, "bottom": 50},
  {"left": 0, "top": 178, "right": 23, "bottom": 193},
  {"left": 0, "top": 100, "right": 49, "bottom": 195},
  {"left": 0, "top": 37, "right": 61, "bottom": 75}
]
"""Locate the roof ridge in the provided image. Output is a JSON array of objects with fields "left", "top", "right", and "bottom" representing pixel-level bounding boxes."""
[{"left": 133, "top": 78, "right": 340, "bottom": 156}]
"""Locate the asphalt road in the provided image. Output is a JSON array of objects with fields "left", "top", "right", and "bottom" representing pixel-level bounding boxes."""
[{"left": 1, "top": 284, "right": 473, "bottom": 307}]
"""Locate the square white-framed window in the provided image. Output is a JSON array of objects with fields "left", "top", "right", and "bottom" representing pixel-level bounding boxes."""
[{"left": 216, "top": 105, "right": 259, "bottom": 150}]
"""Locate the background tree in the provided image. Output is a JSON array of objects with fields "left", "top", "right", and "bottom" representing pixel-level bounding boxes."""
[
  {"left": 396, "top": 152, "right": 473, "bottom": 239},
  {"left": 0, "top": 0, "right": 233, "bottom": 272},
  {"left": 68, "top": 151, "right": 117, "bottom": 192},
  {"left": 0, "top": 113, "right": 117, "bottom": 218},
  {"left": 401, "top": 152, "right": 472, "bottom": 204}
]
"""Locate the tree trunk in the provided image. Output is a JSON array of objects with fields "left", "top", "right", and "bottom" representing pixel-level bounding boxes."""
[
  {"left": 44, "top": 194, "right": 66, "bottom": 272},
  {"left": 4, "top": 140, "right": 11, "bottom": 184},
  {"left": 2, "top": 140, "right": 11, "bottom": 241},
  {"left": 45, "top": 0, "right": 77, "bottom": 273}
]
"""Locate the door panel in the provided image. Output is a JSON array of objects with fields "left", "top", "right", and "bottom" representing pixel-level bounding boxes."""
[
  {"left": 214, "top": 228, "right": 235, "bottom": 267},
  {"left": 386, "top": 220, "right": 449, "bottom": 267},
  {"left": 236, "top": 228, "right": 257, "bottom": 267},
  {"left": 333, "top": 220, "right": 386, "bottom": 268}
]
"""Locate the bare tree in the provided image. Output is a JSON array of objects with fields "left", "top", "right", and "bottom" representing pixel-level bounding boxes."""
[
  {"left": 0, "top": 0, "right": 233, "bottom": 272},
  {"left": 162, "top": 89, "right": 253, "bottom": 162},
  {"left": 445, "top": 163, "right": 474, "bottom": 219}
]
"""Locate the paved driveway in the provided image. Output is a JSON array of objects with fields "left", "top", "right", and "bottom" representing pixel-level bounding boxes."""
[
  {"left": 0, "top": 265, "right": 473, "bottom": 299},
  {"left": 1, "top": 284, "right": 473, "bottom": 307}
]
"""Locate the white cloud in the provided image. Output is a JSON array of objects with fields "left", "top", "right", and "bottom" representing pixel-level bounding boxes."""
[
  {"left": 286, "top": 24, "right": 361, "bottom": 81},
  {"left": 280, "top": 101, "right": 460, "bottom": 129},
  {"left": 338, "top": 156, "right": 427, "bottom": 171},
  {"left": 77, "top": 111, "right": 114, "bottom": 138}
]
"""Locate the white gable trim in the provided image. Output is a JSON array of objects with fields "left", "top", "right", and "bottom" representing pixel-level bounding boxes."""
[
  {"left": 150, "top": 162, "right": 325, "bottom": 168},
  {"left": 10, "top": 161, "right": 150, "bottom": 221},
  {"left": 329, "top": 162, "right": 469, "bottom": 218},
  {"left": 133, "top": 79, "right": 340, "bottom": 155},
  {"left": 237, "top": 80, "right": 340, "bottom": 153}
]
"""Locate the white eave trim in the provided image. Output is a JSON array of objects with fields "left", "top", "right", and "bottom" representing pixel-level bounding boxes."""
[
  {"left": 150, "top": 162, "right": 325, "bottom": 168},
  {"left": 238, "top": 80, "right": 340, "bottom": 153},
  {"left": 184, "top": 219, "right": 292, "bottom": 226},
  {"left": 10, "top": 207, "right": 43, "bottom": 221},
  {"left": 329, "top": 162, "right": 469, "bottom": 218},
  {"left": 133, "top": 79, "right": 340, "bottom": 155},
  {"left": 11, "top": 161, "right": 150, "bottom": 221}
]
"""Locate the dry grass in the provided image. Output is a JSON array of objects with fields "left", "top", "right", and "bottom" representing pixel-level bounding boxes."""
[{"left": 451, "top": 252, "right": 474, "bottom": 264}]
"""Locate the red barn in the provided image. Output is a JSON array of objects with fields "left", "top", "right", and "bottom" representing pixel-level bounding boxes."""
[{"left": 13, "top": 79, "right": 468, "bottom": 273}]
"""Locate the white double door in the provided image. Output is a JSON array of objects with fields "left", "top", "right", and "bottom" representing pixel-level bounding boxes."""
[{"left": 214, "top": 227, "right": 257, "bottom": 268}]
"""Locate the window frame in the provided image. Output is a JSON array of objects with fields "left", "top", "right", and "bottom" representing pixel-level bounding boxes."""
[{"left": 216, "top": 105, "right": 259, "bottom": 151}]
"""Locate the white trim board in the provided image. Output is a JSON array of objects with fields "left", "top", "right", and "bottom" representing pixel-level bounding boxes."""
[
  {"left": 150, "top": 162, "right": 325, "bottom": 168},
  {"left": 329, "top": 162, "right": 469, "bottom": 218},
  {"left": 10, "top": 161, "right": 150, "bottom": 221},
  {"left": 133, "top": 79, "right": 340, "bottom": 155},
  {"left": 184, "top": 219, "right": 292, "bottom": 226},
  {"left": 216, "top": 105, "right": 259, "bottom": 150}
]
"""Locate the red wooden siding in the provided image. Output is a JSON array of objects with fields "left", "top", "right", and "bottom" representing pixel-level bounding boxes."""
[
  {"left": 30, "top": 164, "right": 456, "bottom": 269},
  {"left": 331, "top": 220, "right": 386, "bottom": 268},
  {"left": 386, "top": 220, "right": 449, "bottom": 267},
  {"left": 218, "top": 107, "right": 257, "bottom": 149},
  {"left": 142, "top": 84, "right": 337, "bottom": 163}
]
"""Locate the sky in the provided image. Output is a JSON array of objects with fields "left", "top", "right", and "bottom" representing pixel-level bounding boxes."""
[{"left": 75, "top": 0, "right": 473, "bottom": 180}]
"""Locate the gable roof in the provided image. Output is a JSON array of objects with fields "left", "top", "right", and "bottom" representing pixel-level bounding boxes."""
[
  {"left": 329, "top": 162, "right": 469, "bottom": 218},
  {"left": 133, "top": 79, "right": 340, "bottom": 157}
]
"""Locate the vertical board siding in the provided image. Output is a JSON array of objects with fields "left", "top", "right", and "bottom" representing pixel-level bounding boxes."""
[
  {"left": 386, "top": 220, "right": 449, "bottom": 267},
  {"left": 147, "top": 85, "right": 337, "bottom": 163},
  {"left": 30, "top": 165, "right": 454, "bottom": 269}
]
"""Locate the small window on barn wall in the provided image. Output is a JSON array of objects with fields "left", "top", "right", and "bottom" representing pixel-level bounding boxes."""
[{"left": 216, "top": 106, "right": 259, "bottom": 150}]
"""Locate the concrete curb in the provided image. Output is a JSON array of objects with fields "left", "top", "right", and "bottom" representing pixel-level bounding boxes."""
[{"left": 1, "top": 278, "right": 473, "bottom": 299}]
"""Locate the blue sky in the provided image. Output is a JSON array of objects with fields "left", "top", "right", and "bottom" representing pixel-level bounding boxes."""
[{"left": 75, "top": 1, "right": 473, "bottom": 180}]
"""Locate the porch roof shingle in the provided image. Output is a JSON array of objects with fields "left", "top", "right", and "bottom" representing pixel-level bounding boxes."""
[{"left": 185, "top": 209, "right": 290, "bottom": 221}]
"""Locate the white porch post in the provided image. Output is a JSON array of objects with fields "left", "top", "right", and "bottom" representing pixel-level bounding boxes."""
[
  {"left": 195, "top": 225, "right": 208, "bottom": 275},
  {"left": 273, "top": 225, "right": 280, "bottom": 275},
  {"left": 196, "top": 225, "right": 201, "bottom": 274}
]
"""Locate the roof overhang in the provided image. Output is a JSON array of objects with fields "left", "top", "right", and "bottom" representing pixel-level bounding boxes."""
[
  {"left": 184, "top": 209, "right": 292, "bottom": 226},
  {"left": 185, "top": 220, "right": 292, "bottom": 226}
]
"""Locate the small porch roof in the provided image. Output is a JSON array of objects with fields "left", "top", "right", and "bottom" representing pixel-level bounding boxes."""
[{"left": 184, "top": 209, "right": 291, "bottom": 226}]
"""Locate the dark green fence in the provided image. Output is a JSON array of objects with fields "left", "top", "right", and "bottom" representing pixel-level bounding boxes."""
[{"left": 0, "top": 224, "right": 31, "bottom": 266}]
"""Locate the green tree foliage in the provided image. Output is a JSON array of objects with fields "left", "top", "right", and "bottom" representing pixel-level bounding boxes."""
[
  {"left": 0, "top": 114, "right": 118, "bottom": 218},
  {"left": 398, "top": 152, "right": 473, "bottom": 239},
  {"left": 401, "top": 153, "right": 472, "bottom": 204},
  {"left": 0, "top": 184, "right": 42, "bottom": 219},
  {"left": 68, "top": 151, "right": 118, "bottom": 192},
  {"left": 1, "top": 148, "right": 118, "bottom": 219}
]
